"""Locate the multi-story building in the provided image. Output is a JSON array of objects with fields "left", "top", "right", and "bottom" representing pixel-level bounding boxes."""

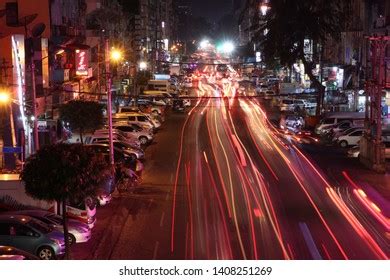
[
  {"left": 127, "top": 0, "right": 175, "bottom": 72},
  {"left": 0, "top": 0, "right": 87, "bottom": 161},
  {"left": 322, "top": 0, "right": 390, "bottom": 90},
  {"left": 175, "top": 0, "right": 191, "bottom": 42}
]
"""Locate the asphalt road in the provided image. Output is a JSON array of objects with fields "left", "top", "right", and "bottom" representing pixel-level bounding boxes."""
[
  {"left": 169, "top": 82, "right": 389, "bottom": 260},
  {"left": 73, "top": 80, "right": 389, "bottom": 260}
]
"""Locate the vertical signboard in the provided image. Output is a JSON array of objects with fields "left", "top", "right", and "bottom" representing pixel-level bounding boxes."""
[{"left": 75, "top": 49, "right": 88, "bottom": 76}]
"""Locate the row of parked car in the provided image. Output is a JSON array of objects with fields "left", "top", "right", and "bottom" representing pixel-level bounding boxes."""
[
  {"left": 0, "top": 209, "right": 92, "bottom": 260},
  {"left": 0, "top": 100, "right": 171, "bottom": 260},
  {"left": 315, "top": 112, "right": 390, "bottom": 158}
]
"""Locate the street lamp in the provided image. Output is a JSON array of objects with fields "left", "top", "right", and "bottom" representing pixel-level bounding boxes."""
[
  {"left": 221, "top": 42, "right": 235, "bottom": 54},
  {"left": 0, "top": 91, "right": 10, "bottom": 103},
  {"left": 0, "top": 90, "right": 18, "bottom": 156},
  {"left": 139, "top": 61, "right": 148, "bottom": 71},
  {"left": 110, "top": 49, "right": 123, "bottom": 62},
  {"left": 200, "top": 40, "right": 209, "bottom": 49},
  {"left": 260, "top": 2, "right": 270, "bottom": 16}
]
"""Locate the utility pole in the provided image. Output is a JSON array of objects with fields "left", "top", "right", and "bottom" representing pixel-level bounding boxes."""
[
  {"left": 105, "top": 38, "right": 115, "bottom": 166},
  {"left": 31, "top": 61, "right": 39, "bottom": 152},
  {"left": 360, "top": 36, "right": 389, "bottom": 173}
]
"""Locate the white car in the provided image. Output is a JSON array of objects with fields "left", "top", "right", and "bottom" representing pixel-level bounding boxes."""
[
  {"left": 332, "top": 126, "right": 363, "bottom": 139},
  {"left": 348, "top": 143, "right": 390, "bottom": 159},
  {"left": 93, "top": 129, "right": 141, "bottom": 148},
  {"left": 322, "top": 120, "right": 355, "bottom": 135},
  {"left": 335, "top": 128, "right": 364, "bottom": 147},
  {"left": 113, "top": 124, "right": 154, "bottom": 145}
]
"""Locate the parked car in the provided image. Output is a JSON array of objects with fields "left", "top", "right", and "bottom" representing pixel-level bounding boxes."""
[
  {"left": 6, "top": 210, "right": 91, "bottom": 244},
  {"left": 66, "top": 197, "right": 97, "bottom": 229},
  {"left": 0, "top": 245, "right": 39, "bottom": 260},
  {"left": 86, "top": 131, "right": 141, "bottom": 149},
  {"left": 321, "top": 120, "right": 355, "bottom": 135},
  {"left": 278, "top": 99, "right": 307, "bottom": 111},
  {"left": 119, "top": 106, "right": 163, "bottom": 117},
  {"left": 315, "top": 112, "right": 365, "bottom": 134},
  {"left": 87, "top": 143, "right": 132, "bottom": 163},
  {"left": 347, "top": 142, "right": 390, "bottom": 159},
  {"left": 0, "top": 215, "right": 65, "bottom": 260},
  {"left": 118, "top": 106, "right": 142, "bottom": 114},
  {"left": 113, "top": 124, "right": 153, "bottom": 145},
  {"left": 91, "top": 140, "right": 144, "bottom": 161},
  {"left": 335, "top": 128, "right": 364, "bottom": 147},
  {"left": 113, "top": 113, "right": 158, "bottom": 131}
]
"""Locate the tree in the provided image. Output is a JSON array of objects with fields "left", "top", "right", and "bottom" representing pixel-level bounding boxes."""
[
  {"left": 253, "top": 0, "right": 348, "bottom": 116},
  {"left": 20, "top": 143, "right": 110, "bottom": 259},
  {"left": 60, "top": 100, "right": 103, "bottom": 144}
]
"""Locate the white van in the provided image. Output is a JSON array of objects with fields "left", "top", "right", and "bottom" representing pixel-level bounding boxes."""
[
  {"left": 113, "top": 112, "right": 160, "bottom": 130},
  {"left": 147, "top": 80, "right": 176, "bottom": 94},
  {"left": 315, "top": 112, "right": 365, "bottom": 134}
]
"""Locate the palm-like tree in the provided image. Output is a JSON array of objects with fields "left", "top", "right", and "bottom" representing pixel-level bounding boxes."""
[
  {"left": 20, "top": 143, "right": 110, "bottom": 259},
  {"left": 250, "top": 0, "right": 349, "bottom": 115}
]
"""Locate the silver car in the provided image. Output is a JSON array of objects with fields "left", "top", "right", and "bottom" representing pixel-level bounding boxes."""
[
  {"left": 94, "top": 140, "right": 144, "bottom": 160},
  {"left": 87, "top": 131, "right": 141, "bottom": 149},
  {"left": 6, "top": 210, "right": 91, "bottom": 244},
  {"left": 113, "top": 124, "right": 153, "bottom": 145}
]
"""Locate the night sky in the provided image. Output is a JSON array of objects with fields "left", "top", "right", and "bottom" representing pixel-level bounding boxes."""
[{"left": 190, "top": 0, "right": 243, "bottom": 21}]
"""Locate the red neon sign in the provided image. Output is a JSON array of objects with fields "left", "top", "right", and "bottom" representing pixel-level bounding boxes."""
[{"left": 75, "top": 49, "right": 88, "bottom": 76}]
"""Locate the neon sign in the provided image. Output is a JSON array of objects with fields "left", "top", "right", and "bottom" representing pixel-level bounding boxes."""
[{"left": 75, "top": 49, "right": 88, "bottom": 76}]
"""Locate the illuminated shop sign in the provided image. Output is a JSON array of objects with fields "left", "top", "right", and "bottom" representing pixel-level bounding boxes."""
[{"left": 75, "top": 49, "right": 88, "bottom": 76}]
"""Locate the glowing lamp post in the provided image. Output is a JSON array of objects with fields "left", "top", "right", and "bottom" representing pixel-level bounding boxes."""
[
  {"left": 105, "top": 44, "right": 124, "bottom": 166},
  {"left": 110, "top": 49, "right": 123, "bottom": 62},
  {"left": 139, "top": 61, "right": 148, "bottom": 71},
  {"left": 0, "top": 90, "right": 18, "bottom": 156},
  {"left": 200, "top": 40, "right": 210, "bottom": 49},
  {"left": 221, "top": 42, "right": 235, "bottom": 55},
  {"left": 0, "top": 91, "right": 10, "bottom": 103},
  {"left": 260, "top": 2, "right": 270, "bottom": 16}
]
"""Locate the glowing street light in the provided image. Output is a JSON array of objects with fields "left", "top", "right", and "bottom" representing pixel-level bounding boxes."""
[
  {"left": 0, "top": 89, "right": 17, "bottom": 151},
  {"left": 139, "top": 61, "right": 148, "bottom": 70},
  {"left": 260, "top": 2, "right": 270, "bottom": 16},
  {"left": 221, "top": 42, "right": 235, "bottom": 54},
  {"left": 0, "top": 91, "right": 10, "bottom": 103},
  {"left": 200, "top": 40, "right": 209, "bottom": 49},
  {"left": 110, "top": 49, "right": 123, "bottom": 61}
]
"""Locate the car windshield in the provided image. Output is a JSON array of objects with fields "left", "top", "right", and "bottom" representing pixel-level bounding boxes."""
[
  {"left": 28, "top": 219, "right": 52, "bottom": 234},
  {"left": 47, "top": 214, "right": 63, "bottom": 224}
]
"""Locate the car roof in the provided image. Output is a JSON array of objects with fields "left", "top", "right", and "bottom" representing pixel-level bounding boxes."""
[
  {"left": 0, "top": 214, "right": 33, "bottom": 223},
  {"left": 86, "top": 143, "right": 110, "bottom": 148},
  {"left": 5, "top": 210, "right": 52, "bottom": 218}
]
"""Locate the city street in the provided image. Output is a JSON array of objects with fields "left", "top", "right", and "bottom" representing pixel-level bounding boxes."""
[
  {"left": 73, "top": 81, "right": 389, "bottom": 260},
  {"left": 1, "top": 1, "right": 390, "bottom": 276}
]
